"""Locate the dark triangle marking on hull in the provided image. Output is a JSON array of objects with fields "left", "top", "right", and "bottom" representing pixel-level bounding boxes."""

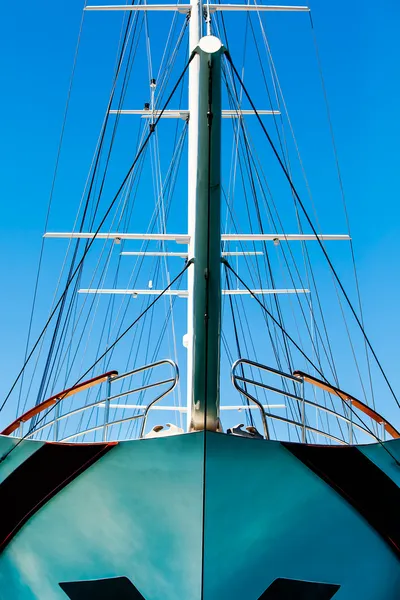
[
  {"left": 0, "top": 441, "right": 115, "bottom": 552},
  {"left": 282, "top": 442, "right": 400, "bottom": 558},
  {"left": 259, "top": 578, "right": 340, "bottom": 599},
  {"left": 59, "top": 576, "right": 145, "bottom": 599}
]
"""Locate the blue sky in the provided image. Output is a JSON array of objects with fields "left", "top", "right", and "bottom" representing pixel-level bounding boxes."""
[{"left": 0, "top": 0, "right": 400, "bottom": 436}]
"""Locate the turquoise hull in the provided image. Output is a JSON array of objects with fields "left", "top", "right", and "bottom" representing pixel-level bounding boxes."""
[{"left": 0, "top": 432, "right": 399, "bottom": 599}]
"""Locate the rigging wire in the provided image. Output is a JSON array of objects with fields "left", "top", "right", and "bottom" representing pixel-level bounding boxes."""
[
  {"left": 125, "top": 278, "right": 185, "bottom": 440},
  {"left": 225, "top": 53, "right": 400, "bottom": 412},
  {"left": 16, "top": 5, "right": 89, "bottom": 417},
  {"left": 29, "top": 6, "right": 144, "bottom": 424},
  {"left": 222, "top": 191, "right": 300, "bottom": 439},
  {"left": 308, "top": 12, "right": 376, "bottom": 413},
  {"left": 8, "top": 8, "right": 391, "bottom": 449},
  {"left": 233, "top": 121, "right": 348, "bottom": 436},
  {"left": 239, "top": 12, "right": 378, "bottom": 429},
  {"left": 108, "top": 136, "right": 188, "bottom": 436},
  {"left": 92, "top": 28, "right": 189, "bottom": 366},
  {"left": 221, "top": 188, "right": 303, "bottom": 439},
  {"left": 143, "top": 13, "right": 182, "bottom": 421},
  {"left": 0, "top": 53, "right": 195, "bottom": 416},
  {"left": 222, "top": 83, "right": 320, "bottom": 436},
  {"left": 21, "top": 95, "right": 126, "bottom": 415},
  {"left": 223, "top": 62, "right": 340, "bottom": 385},
  {"left": 42, "top": 137, "right": 149, "bottom": 429},
  {"left": 96, "top": 123, "right": 188, "bottom": 375},
  {"left": 219, "top": 36, "right": 309, "bottom": 413},
  {"left": 22, "top": 11, "right": 153, "bottom": 422},
  {"left": 221, "top": 73, "right": 371, "bottom": 438},
  {"left": 214, "top": 2, "right": 303, "bottom": 438},
  {"left": 216, "top": 12, "right": 366, "bottom": 439},
  {"left": 222, "top": 259, "right": 400, "bottom": 463},
  {"left": 224, "top": 270, "right": 254, "bottom": 427},
  {"left": 42, "top": 17, "right": 153, "bottom": 405},
  {"left": 29, "top": 143, "right": 150, "bottom": 438},
  {"left": 230, "top": 15, "right": 356, "bottom": 437},
  {"left": 0, "top": 260, "right": 193, "bottom": 464},
  {"left": 243, "top": 12, "right": 340, "bottom": 382},
  {"left": 73, "top": 122, "right": 188, "bottom": 439}
]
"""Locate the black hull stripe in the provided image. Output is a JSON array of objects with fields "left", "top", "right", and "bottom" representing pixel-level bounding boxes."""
[
  {"left": 59, "top": 576, "right": 145, "bottom": 599},
  {"left": 0, "top": 442, "right": 115, "bottom": 553},
  {"left": 282, "top": 443, "right": 400, "bottom": 559},
  {"left": 259, "top": 578, "right": 340, "bottom": 599}
]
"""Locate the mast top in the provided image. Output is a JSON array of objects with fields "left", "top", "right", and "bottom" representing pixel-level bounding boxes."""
[{"left": 197, "top": 35, "right": 223, "bottom": 53}]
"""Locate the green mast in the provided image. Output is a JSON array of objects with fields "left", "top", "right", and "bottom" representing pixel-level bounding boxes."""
[{"left": 190, "top": 36, "right": 224, "bottom": 432}]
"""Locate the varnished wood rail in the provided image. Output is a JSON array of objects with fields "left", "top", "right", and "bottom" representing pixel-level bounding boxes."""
[
  {"left": 1, "top": 371, "right": 118, "bottom": 436},
  {"left": 294, "top": 370, "right": 400, "bottom": 440}
]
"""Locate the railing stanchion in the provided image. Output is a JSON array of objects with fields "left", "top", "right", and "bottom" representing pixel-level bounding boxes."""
[
  {"left": 103, "top": 376, "right": 112, "bottom": 442},
  {"left": 301, "top": 380, "right": 306, "bottom": 444},
  {"left": 140, "top": 362, "right": 180, "bottom": 438},
  {"left": 54, "top": 398, "right": 60, "bottom": 441},
  {"left": 349, "top": 407, "right": 353, "bottom": 445}
]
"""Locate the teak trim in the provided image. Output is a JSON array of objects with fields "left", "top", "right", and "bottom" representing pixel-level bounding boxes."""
[
  {"left": 1, "top": 371, "right": 118, "bottom": 436},
  {"left": 294, "top": 370, "right": 400, "bottom": 440}
]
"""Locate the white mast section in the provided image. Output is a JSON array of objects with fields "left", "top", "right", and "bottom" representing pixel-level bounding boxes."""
[{"left": 186, "top": 0, "right": 202, "bottom": 430}]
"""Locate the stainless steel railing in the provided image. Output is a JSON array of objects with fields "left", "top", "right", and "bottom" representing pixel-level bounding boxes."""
[
  {"left": 231, "top": 358, "right": 376, "bottom": 444},
  {"left": 24, "top": 359, "right": 179, "bottom": 442}
]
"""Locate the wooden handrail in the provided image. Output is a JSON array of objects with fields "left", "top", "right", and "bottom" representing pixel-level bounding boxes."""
[
  {"left": 1, "top": 371, "right": 118, "bottom": 436},
  {"left": 294, "top": 370, "right": 400, "bottom": 440}
]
